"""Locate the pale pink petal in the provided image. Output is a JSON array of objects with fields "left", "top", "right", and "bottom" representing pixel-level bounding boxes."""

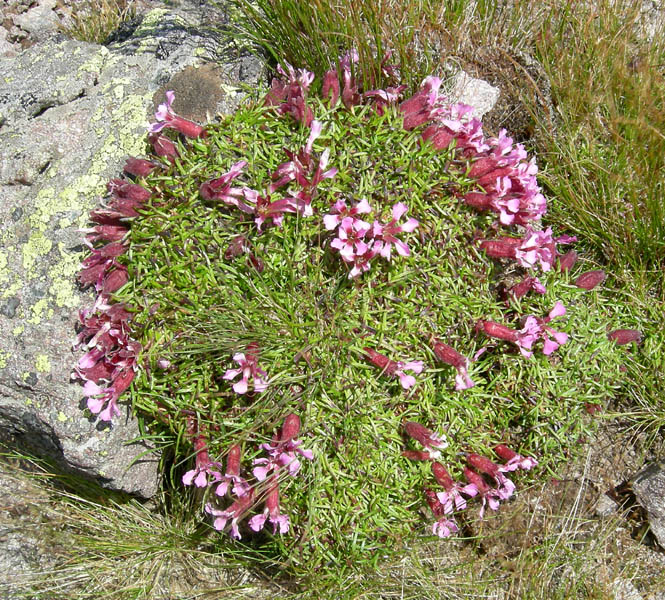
[
  {"left": 548, "top": 301, "right": 566, "bottom": 319},
  {"left": 392, "top": 202, "right": 408, "bottom": 220},
  {"left": 182, "top": 469, "right": 197, "bottom": 486},
  {"left": 249, "top": 512, "right": 268, "bottom": 532},
  {"left": 233, "top": 378, "right": 249, "bottom": 394}
]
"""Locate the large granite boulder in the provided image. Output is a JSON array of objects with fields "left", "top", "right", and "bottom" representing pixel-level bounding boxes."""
[{"left": 0, "top": 3, "right": 263, "bottom": 498}]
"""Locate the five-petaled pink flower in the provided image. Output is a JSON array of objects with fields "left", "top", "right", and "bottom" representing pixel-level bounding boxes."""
[
  {"left": 371, "top": 202, "right": 419, "bottom": 260},
  {"left": 149, "top": 91, "right": 206, "bottom": 138},
  {"left": 432, "top": 462, "right": 478, "bottom": 513},
  {"left": 223, "top": 343, "right": 268, "bottom": 394},
  {"left": 215, "top": 444, "right": 251, "bottom": 498},
  {"left": 252, "top": 414, "right": 314, "bottom": 481},
  {"left": 364, "top": 348, "right": 424, "bottom": 389},
  {"left": 404, "top": 421, "right": 449, "bottom": 459},
  {"left": 494, "top": 444, "right": 538, "bottom": 472}
]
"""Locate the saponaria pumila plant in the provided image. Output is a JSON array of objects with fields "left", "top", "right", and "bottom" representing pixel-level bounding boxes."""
[{"left": 72, "top": 50, "right": 642, "bottom": 556}]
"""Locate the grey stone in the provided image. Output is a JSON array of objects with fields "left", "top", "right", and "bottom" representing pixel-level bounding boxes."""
[
  {"left": 594, "top": 492, "right": 619, "bottom": 518},
  {"left": 449, "top": 69, "right": 500, "bottom": 119},
  {"left": 12, "top": 0, "right": 59, "bottom": 41},
  {"left": 613, "top": 578, "right": 644, "bottom": 600},
  {"left": 632, "top": 462, "right": 665, "bottom": 548},
  {"left": 0, "top": 7, "right": 264, "bottom": 498}
]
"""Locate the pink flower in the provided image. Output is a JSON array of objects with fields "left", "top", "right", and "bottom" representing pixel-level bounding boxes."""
[
  {"left": 432, "top": 462, "right": 478, "bottom": 513},
  {"left": 540, "top": 302, "right": 569, "bottom": 356},
  {"left": 248, "top": 474, "right": 290, "bottom": 534},
  {"left": 323, "top": 199, "right": 372, "bottom": 231},
  {"left": 215, "top": 445, "right": 251, "bottom": 498},
  {"left": 331, "top": 216, "right": 372, "bottom": 261},
  {"left": 252, "top": 414, "right": 313, "bottom": 481},
  {"left": 264, "top": 63, "right": 315, "bottom": 126},
  {"left": 199, "top": 161, "right": 248, "bottom": 206},
  {"left": 430, "top": 338, "right": 475, "bottom": 390},
  {"left": 182, "top": 433, "right": 223, "bottom": 488},
  {"left": 432, "top": 517, "right": 459, "bottom": 538},
  {"left": 223, "top": 343, "right": 268, "bottom": 394},
  {"left": 371, "top": 202, "right": 419, "bottom": 261},
  {"left": 462, "top": 467, "right": 503, "bottom": 519},
  {"left": 466, "top": 453, "right": 516, "bottom": 501},
  {"left": 404, "top": 421, "right": 448, "bottom": 459},
  {"left": 205, "top": 489, "right": 255, "bottom": 540},
  {"left": 494, "top": 444, "right": 538, "bottom": 472},
  {"left": 364, "top": 348, "right": 424, "bottom": 389},
  {"left": 149, "top": 91, "right": 206, "bottom": 138}
]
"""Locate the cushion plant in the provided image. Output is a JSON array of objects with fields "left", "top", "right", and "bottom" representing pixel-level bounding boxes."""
[{"left": 72, "top": 51, "right": 638, "bottom": 574}]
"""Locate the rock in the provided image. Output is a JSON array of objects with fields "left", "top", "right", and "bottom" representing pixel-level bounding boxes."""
[
  {"left": 0, "top": 6, "right": 263, "bottom": 498},
  {"left": 449, "top": 69, "right": 500, "bottom": 119},
  {"left": 594, "top": 492, "right": 619, "bottom": 518},
  {"left": 632, "top": 462, "right": 665, "bottom": 548},
  {"left": 613, "top": 578, "right": 644, "bottom": 600},
  {"left": 12, "top": 0, "right": 59, "bottom": 41}
]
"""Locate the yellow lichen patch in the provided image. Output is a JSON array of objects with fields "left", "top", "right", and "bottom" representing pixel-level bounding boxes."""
[
  {"left": 22, "top": 231, "right": 53, "bottom": 273},
  {"left": 78, "top": 45, "right": 114, "bottom": 76},
  {"left": 27, "top": 298, "right": 52, "bottom": 325},
  {"left": 0, "top": 250, "right": 9, "bottom": 286},
  {"left": 48, "top": 242, "right": 84, "bottom": 309},
  {"left": 35, "top": 354, "right": 51, "bottom": 373},
  {"left": 1, "top": 281, "right": 21, "bottom": 300},
  {"left": 0, "top": 350, "right": 9, "bottom": 369},
  {"left": 12, "top": 324, "right": 24, "bottom": 336},
  {"left": 57, "top": 411, "right": 68, "bottom": 422}
]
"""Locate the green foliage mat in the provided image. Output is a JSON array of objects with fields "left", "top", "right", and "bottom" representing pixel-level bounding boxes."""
[{"left": 117, "top": 97, "right": 629, "bottom": 573}]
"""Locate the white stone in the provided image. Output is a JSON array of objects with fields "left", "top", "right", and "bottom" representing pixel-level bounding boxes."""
[{"left": 449, "top": 70, "right": 500, "bottom": 119}]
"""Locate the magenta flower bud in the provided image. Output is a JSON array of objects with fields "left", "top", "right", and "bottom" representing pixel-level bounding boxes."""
[
  {"left": 149, "top": 133, "right": 179, "bottom": 162},
  {"left": 421, "top": 125, "right": 455, "bottom": 150},
  {"left": 494, "top": 444, "right": 518, "bottom": 462},
  {"left": 468, "top": 157, "right": 498, "bottom": 179},
  {"left": 607, "top": 329, "right": 642, "bottom": 345},
  {"left": 463, "top": 192, "right": 492, "bottom": 211},
  {"left": 97, "top": 242, "right": 127, "bottom": 258},
  {"left": 508, "top": 276, "right": 546, "bottom": 300},
  {"left": 431, "top": 339, "right": 465, "bottom": 369},
  {"left": 402, "top": 450, "right": 435, "bottom": 461},
  {"left": 280, "top": 414, "right": 301, "bottom": 443},
  {"left": 84, "top": 224, "right": 128, "bottom": 243},
  {"left": 124, "top": 157, "right": 158, "bottom": 177},
  {"left": 479, "top": 239, "right": 520, "bottom": 259},
  {"left": 431, "top": 462, "right": 455, "bottom": 491},
  {"left": 463, "top": 467, "right": 490, "bottom": 495},
  {"left": 404, "top": 422, "right": 448, "bottom": 451},
  {"left": 226, "top": 444, "right": 242, "bottom": 478},
  {"left": 364, "top": 347, "right": 399, "bottom": 375},
  {"left": 476, "top": 166, "right": 513, "bottom": 187},
  {"left": 557, "top": 249, "right": 578, "bottom": 272},
  {"left": 574, "top": 270, "right": 606, "bottom": 290},
  {"left": 424, "top": 488, "right": 446, "bottom": 517},
  {"left": 467, "top": 453, "right": 500, "bottom": 478},
  {"left": 322, "top": 69, "right": 340, "bottom": 106},
  {"left": 108, "top": 180, "right": 152, "bottom": 203},
  {"left": 102, "top": 265, "right": 129, "bottom": 293},
  {"left": 476, "top": 320, "right": 519, "bottom": 342}
]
